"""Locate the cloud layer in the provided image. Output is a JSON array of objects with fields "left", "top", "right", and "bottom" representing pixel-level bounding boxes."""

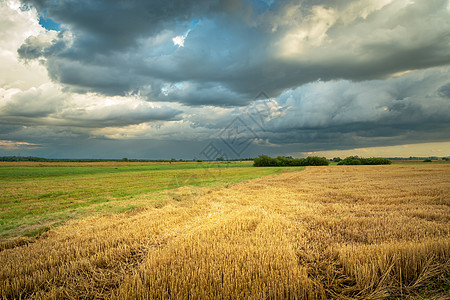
[
  {"left": 0, "top": 0, "right": 449, "bottom": 158},
  {"left": 17, "top": 0, "right": 450, "bottom": 100}
]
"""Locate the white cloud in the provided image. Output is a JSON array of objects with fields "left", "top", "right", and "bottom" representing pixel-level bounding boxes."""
[
  {"left": 0, "top": 1, "right": 49, "bottom": 90},
  {"left": 172, "top": 21, "right": 197, "bottom": 47},
  {"left": 172, "top": 35, "right": 186, "bottom": 47},
  {"left": 58, "top": 94, "right": 181, "bottom": 126},
  {"left": 268, "top": 0, "right": 450, "bottom": 93},
  {"left": 269, "top": 66, "right": 450, "bottom": 131},
  {"left": 0, "top": 82, "right": 64, "bottom": 117}
]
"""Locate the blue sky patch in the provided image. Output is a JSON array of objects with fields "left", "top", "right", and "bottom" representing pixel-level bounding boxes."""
[{"left": 39, "top": 16, "right": 61, "bottom": 31}]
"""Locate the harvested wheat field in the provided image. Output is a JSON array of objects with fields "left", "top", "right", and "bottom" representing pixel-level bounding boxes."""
[{"left": 1, "top": 164, "right": 449, "bottom": 299}]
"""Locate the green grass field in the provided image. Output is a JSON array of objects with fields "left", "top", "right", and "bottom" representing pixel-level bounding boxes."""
[{"left": 0, "top": 161, "right": 299, "bottom": 241}]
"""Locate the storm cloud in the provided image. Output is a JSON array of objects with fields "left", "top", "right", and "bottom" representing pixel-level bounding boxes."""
[
  {"left": 18, "top": 0, "right": 450, "bottom": 101},
  {"left": 0, "top": 0, "right": 449, "bottom": 158}
]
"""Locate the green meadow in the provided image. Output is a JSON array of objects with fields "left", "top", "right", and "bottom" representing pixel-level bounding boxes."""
[{"left": 0, "top": 161, "right": 297, "bottom": 241}]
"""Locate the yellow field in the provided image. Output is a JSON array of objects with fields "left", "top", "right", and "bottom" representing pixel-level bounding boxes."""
[{"left": 1, "top": 165, "right": 449, "bottom": 299}]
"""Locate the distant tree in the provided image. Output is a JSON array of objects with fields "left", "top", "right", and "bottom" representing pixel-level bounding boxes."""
[
  {"left": 122, "top": 157, "right": 128, "bottom": 162},
  {"left": 254, "top": 155, "right": 278, "bottom": 167},
  {"left": 216, "top": 156, "right": 224, "bottom": 161},
  {"left": 333, "top": 157, "right": 342, "bottom": 163},
  {"left": 304, "top": 156, "right": 330, "bottom": 166},
  {"left": 423, "top": 158, "right": 432, "bottom": 162},
  {"left": 275, "top": 156, "right": 289, "bottom": 166}
]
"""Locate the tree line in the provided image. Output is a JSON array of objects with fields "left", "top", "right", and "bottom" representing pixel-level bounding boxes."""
[
  {"left": 254, "top": 155, "right": 392, "bottom": 167},
  {"left": 0, "top": 156, "right": 169, "bottom": 162},
  {"left": 0, "top": 156, "right": 256, "bottom": 163}
]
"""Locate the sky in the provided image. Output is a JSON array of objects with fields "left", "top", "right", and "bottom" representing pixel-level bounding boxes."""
[{"left": 0, "top": 0, "right": 449, "bottom": 159}]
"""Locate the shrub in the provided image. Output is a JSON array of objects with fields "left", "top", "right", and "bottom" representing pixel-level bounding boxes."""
[
  {"left": 338, "top": 156, "right": 392, "bottom": 165},
  {"left": 364, "top": 157, "right": 392, "bottom": 165},
  {"left": 289, "top": 158, "right": 306, "bottom": 166},
  {"left": 423, "top": 158, "right": 432, "bottom": 162},
  {"left": 337, "top": 156, "right": 362, "bottom": 165}
]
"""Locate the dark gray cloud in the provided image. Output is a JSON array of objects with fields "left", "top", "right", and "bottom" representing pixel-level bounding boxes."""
[
  {"left": 19, "top": 0, "right": 450, "bottom": 104},
  {"left": 18, "top": 30, "right": 71, "bottom": 60},
  {"left": 438, "top": 83, "right": 450, "bottom": 98},
  {"left": 28, "top": 0, "right": 208, "bottom": 50},
  {"left": 26, "top": 0, "right": 251, "bottom": 53}
]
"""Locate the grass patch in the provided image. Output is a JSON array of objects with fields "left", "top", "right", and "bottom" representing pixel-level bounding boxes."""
[{"left": 0, "top": 161, "right": 295, "bottom": 241}]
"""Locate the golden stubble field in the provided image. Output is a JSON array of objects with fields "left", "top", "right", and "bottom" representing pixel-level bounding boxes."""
[{"left": 1, "top": 164, "right": 449, "bottom": 299}]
